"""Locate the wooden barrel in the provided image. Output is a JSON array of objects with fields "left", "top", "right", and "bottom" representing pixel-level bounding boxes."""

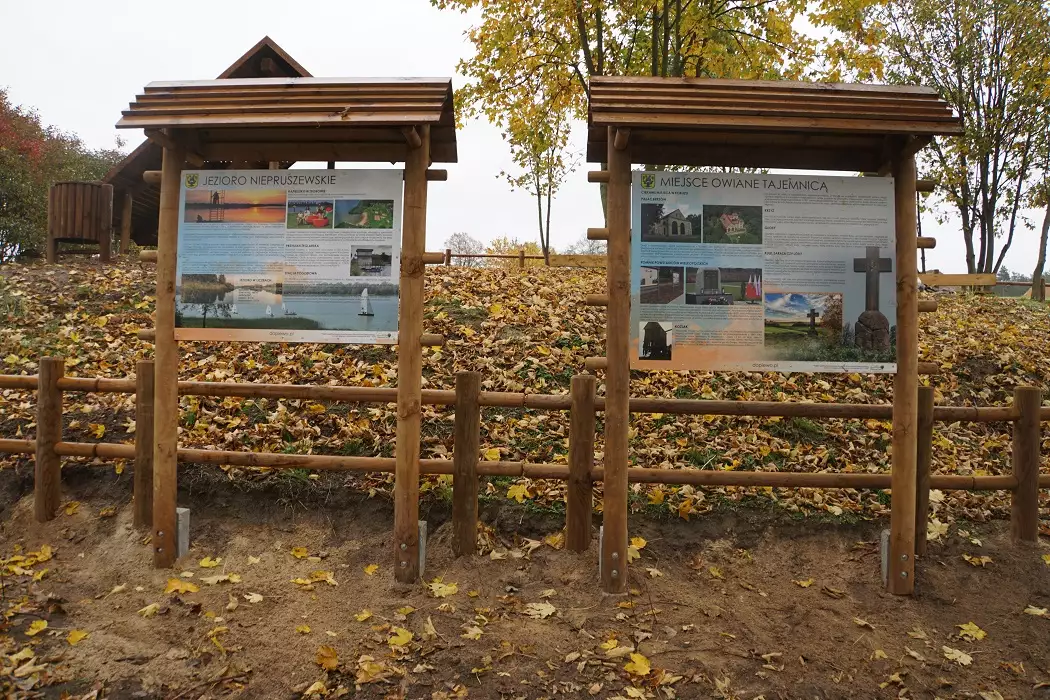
[{"left": 47, "top": 182, "right": 114, "bottom": 262}]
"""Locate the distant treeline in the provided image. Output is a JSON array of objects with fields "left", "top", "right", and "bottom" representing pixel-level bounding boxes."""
[{"left": 284, "top": 282, "right": 398, "bottom": 296}]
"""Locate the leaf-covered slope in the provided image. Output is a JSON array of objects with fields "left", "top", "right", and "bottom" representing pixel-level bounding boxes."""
[{"left": 0, "top": 260, "right": 1047, "bottom": 527}]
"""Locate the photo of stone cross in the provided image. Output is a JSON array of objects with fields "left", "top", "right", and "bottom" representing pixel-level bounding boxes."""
[
  {"left": 853, "top": 246, "right": 893, "bottom": 311},
  {"left": 852, "top": 246, "right": 893, "bottom": 351},
  {"left": 807, "top": 307, "right": 820, "bottom": 335}
]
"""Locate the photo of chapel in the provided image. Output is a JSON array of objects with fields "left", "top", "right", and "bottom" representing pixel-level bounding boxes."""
[{"left": 640, "top": 203, "right": 703, "bottom": 243}]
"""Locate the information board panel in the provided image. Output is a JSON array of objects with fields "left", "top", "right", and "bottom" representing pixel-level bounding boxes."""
[
  {"left": 175, "top": 169, "right": 402, "bottom": 344},
  {"left": 631, "top": 173, "right": 897, "bottom": 373}
]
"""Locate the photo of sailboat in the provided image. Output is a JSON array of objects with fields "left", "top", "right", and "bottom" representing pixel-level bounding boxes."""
[{"left": 359, "top": 288, "right": 375, "bottom": 317}]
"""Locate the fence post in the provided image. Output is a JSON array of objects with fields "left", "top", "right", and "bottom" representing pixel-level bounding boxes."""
[
  {"left": 452, "top": 372, "right": 481, "bottom": 556},
  {"left": 445, "top": 248, "right": 452, "bottom": 266},
  {"left": 567, "top": 374, "right": 596, "bottom": 551},
  {"left": 134, "top": 360, "right": 155, "bottom": 528},
  {"left": 1011, "top": 386, "right": 1042, "bottom": 542},
  {"left": 914, "top": 386, "right": 935, "bottom": 556},
  {"left": 34, "top": 357, "right": 64, "bottom": 522},
  {"left": 518, "top": 248, "right": 525, "bottom": 269}
]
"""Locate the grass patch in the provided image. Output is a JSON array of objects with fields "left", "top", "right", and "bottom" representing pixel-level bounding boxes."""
[
  {"left": 426, "top": 296, "right": 488, "bottom": 325},
  {"left": 767, "top": 417, "right": 825, "bottom": 443}
]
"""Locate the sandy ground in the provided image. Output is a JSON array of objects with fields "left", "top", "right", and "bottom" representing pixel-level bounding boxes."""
[{"left": 2, "top": 464, "right": 1049, "bottom": 700}]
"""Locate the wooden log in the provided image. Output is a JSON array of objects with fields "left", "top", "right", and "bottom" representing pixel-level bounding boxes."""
[
  {"left": 584, "top": 294, "right": 608, "bottom": 307},
  {"left": 134, "top": 360, "right": 155, "bottom": 528},
  {"left": 918, "top": 362, "right": 938, "bottom": 375},
  {"left": 419, "top": 333, "right": 445, "bottom": 347},
  {"left": 916, "top": 237, "right": 936, "bottom": 249},
  {"left": 402, "top": 126, "right": 422, "bottom": 149},
  {"left": 613, "top": 128, "right": 631, "bottom": 151},
  {"left": 914, "top": 386, "right": 935, "bottom": 556},
  {"left": 99, "top": 184, "right": 114, "bottom": 262},
  {"left": 425, "top": 169, "right": 448, "bottom": 181},
  {"left": 916, "top": 180, "right": 937, "bottom": 193},
  {"left": 588, "top": 170, "right": 610, "bottom": 184},
  {"left": 421, "top": 252, "right": 445, "bottom": 265},
  {"left": 153, "top": 146, "right": 184, "bottom": 568},
  {"left": 34, "top": 358, "right": 64, "bottom": 522},
  {"left": 549, "top": 254, "right": 607, "bottom": 269},
  {"left": 445, "top": 248, "right": 452, "bottom": 265},
  {"left": 918, "top": 299, "right": 937, "bottom": 313},
  {"left": 120, "top": 192, "right": 134, "bottom": 255},
  {"left": 139, "top": 250, "right": 158, "bottom": 263},
  {"left": 1010, "top": 386, "right": 1042, "bottom": 542},
  {"left": 0, "top": 439, "right": 35, "bottom": 455},
  {"left": 587, "top": 228, "right": 610, "bottom": 241},
  {"left": 519, "top": 248, "right": 526, "bottom": 269},
  {"left": 888, "top": 151, "right": 919, "bottom": 595},
  {"left": 584, "top": 357, "right": 608, "bottom": 371},
  {"left": 602, "top": 125, "right": 631, "bottom": 594},
  {"left": 394, "top": 124, "right": 429, "bottom": 582},
  {"left": 143, "top": 170, "right": 162, "bottom": 185},
  {"left": 138, "top": 329, "right": 156, "bottom": 342},
  {"left": 451, "top": 372, "right": 482, "bottom": 557},
  {"left": 567, "top": 375, "right": 596, "bottom": 552},
  {"left": 919, "top": 273, "right": 998, "bottom": 287}
]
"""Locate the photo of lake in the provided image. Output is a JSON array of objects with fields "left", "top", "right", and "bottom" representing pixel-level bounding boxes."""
[
  {"left": 177, "top": 288, "right": 397, "bottom": 332},
  {"left": 183, "top": 189, "right": 286, "bottom": 224}
]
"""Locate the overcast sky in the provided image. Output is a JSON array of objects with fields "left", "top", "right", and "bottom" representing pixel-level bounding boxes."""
[{"left": 1, "top": 0, "right": 1042, "bottom": 274}]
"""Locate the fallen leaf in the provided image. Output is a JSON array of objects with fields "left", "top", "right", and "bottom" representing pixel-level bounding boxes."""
[
  {"left": 1023, "top": 605, "right": 1047, "bottom": 617},
  {"left": 248, "top": 555, "right": 261, "bottom": 565},
  {"left": 461, "top": 625, "right": 483, "bottom": 640},
  {"left": 943, "top": 646, "right": 973, "bottom": 666},
  {"left": 25, "top": 620, "right": 47, "bottom": 636},
  {"left": 303, "top": 680, "right": 327, "bottom": 696},
  {"left": 64, "top": 501, "right": 80, "bottom": 516},
  {"left": 427, "top": 578, "right": 458, "bottom": 598},
  {"left": 853, "top": 617, "right": 875, "bottom": 631},
  {"left": 296, "top": 624, "right": 311, "bottom": 634},
  {"left": 67, "top": 629, "right": 89, "bottom": 646},
  {"left": 871, "top": 649, "right": 888, "bottom": 660},
  {"left": 962, "top": 553, "right": 992, "bottom": 567},
  {"left": 138, "top": 603, "right": 161, "bottom": 617},
  {"left": 389, "top": 627, "right": 414, "bottom": 647},
  {"left": 363, "top": 563, "right": 379, "bottom": 576},
  {"left": 316, "top": 645, "right": 339, "bottom": 671},
  {"left": 525, "top": 602, "right": 557, "bottom": 619},
  {"left": 905, "top": 646, "right": 926, "bottom": 662},
  {"left": 164, "top": 579, "right": 199, "bottom": 595},
  {"left": 243, "top": 593, "right": 263, "bottom": 604},
  {"left": 647, "top": 567, "right": 663, "bottom": 578},
  {"left": 291, "top": 546, "right": 309, "bottom": 559},
  {"left": 624, "top": 652, "right": 651, "bottom": 677},
  {"left": 793, "top": 578, "right": 815, "bottom": 588},
  {"left": 507, "top": 484, "right": 528, "bottom": 503},
  {"left": 98, "top": 506, "right": 117, "bottom": 518},
  {"left": 199, "top": 556, "right": 221, "bottom": 568},
  {"left": 709, "top": 566, "right": 724, "bottom": 579},
  {"left": 484, "top": 447, "right": 501, "bottom": 461},
  {"left": 356, "top": 609, "right": 373, "bottom": 622},
  {"left": 957, "top": 622, "right": 986, "bottom": 641}
]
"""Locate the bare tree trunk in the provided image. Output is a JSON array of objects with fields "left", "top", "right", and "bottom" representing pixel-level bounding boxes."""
[
  {"left": 1033, "top": 204, "right": 1050, "bottom": 299},
  {"left": 651, "top": 5, "right": 660, "bottom": 76},
  {"left": 534, "top": 171, "right": 547, "bottom": 262},
  {"left": 544, "top": 178, "right": 553, "bottom": 266}
]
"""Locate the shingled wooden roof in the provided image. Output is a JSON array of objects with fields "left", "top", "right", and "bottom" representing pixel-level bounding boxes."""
[
  {"left": 103, "top": 37, "right": 310, "bottom": 246},
  {"left": 587, "top": 76, "right": 962, "bottom": 170}
]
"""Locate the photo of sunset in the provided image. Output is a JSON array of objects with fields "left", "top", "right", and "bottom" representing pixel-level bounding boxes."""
[{"left": 183, "top": 189, "right": 286, "bottom": 224}]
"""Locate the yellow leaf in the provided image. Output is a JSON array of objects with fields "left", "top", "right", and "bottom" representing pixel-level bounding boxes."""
[
  {"left": 291, "top": 547, "right": 309, "bottom": 559},
  {"left": 630, "top": 536, "right": 647, "bottom": 550},
  {"left": 427, "top": 578, "right": 458, "bottom": 598},
  {"left": 98, "top": 506, "right": 117, "bottom": 518},
  {"left": 957, "top": 622, "right": 986, "bottom": 641},
  {"left": 962, "top": 553, "right": 992, "bottom": 567},
  {"left": 1024, "top": 605, "right": 1048, "bottom": 617},
  {"left": 624, "top": 652, "right": 651, "bottom": 677},
  {"left": 389, "top": 627, "right": 414, "bottom": 647},
  {"left": 138, "top": 603, "right": 161, "bottom": 617},
  {"left": 316, "top": 645, "right": 339, "bottom": 671},
  {"left": 599, "top": 637, "right": 619, "bottom": 651},
  {"left": 793, "top": 578, "right": 815, "bottom": 588},
  {"left": 296, "top": 624, "right": 312, "bottom": 634},
  {"left": 544, "top": 532, "right": 565, "bottom": 550},
  {"left": 303, "top": 681, "right": 327, "bottom": 696},
  {"left": 164, "top": 578, "right": 199, "bottom": 595},
  {"left": 507, "top": 484, "right": 528, "bottom": 502},
  {"left": 248, "top": 555, "right": 261, "bottom": 565},
  {"left": 25, "top": 620, "right": 47, "bottom": 636},
  {"left": 356, "top": 609, "right": 373, "bottom": 622},
  {"left": 489, "top": 303, "right": 503, "bottom": 315},
  {"left": 88, "top": 423, "right": 105, "bottom": 438},
  {"left": 199, "top": 556, "right": 221, "bottom": 568},
  {"left": 67, "top": 629, "right": 89, "bottom": 646},
  {"left": 64, "top": 501, "right": 80, "bottom": 516},
  {"left": 871, "top": 649, "right": 888, "bottom": 660},
  {"left": 709, "top": 566, "right": 723, "bottom": 579},
  {"left": 364, "top": 564, "right": 379, "bottom": 576},
  {"left": 943, "top": 646, "right": 973, "bottom": 666},
  {"left": 306, "top": 403, "right": 327, "bottom": 415},
  {"left": 461, "top": 625, "right": 483, "bottom": 640},
  {"left": 1042, "top": 554, "right": 1050, "bottom": 567},
  {"left": 397, "top": 605, "right": 416, "bottom": 616},
  {"left": 648, "top": 488, "right": 665, "bottom": 505},
  {"left": 243, "top": 593, "right": 263, "bottom": 604},
  {"left": 482, "top": 447, "right": 501, "bottom": 461}
]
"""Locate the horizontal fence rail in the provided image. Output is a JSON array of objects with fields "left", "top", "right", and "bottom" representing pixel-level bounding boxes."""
[{"left": 0, "top": 363, "right": 1045, "bottom": 576}]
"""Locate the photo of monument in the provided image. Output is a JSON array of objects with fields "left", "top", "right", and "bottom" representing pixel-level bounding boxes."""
[{"left": 640, "top": 266, "right": 685, "bottom": 304}]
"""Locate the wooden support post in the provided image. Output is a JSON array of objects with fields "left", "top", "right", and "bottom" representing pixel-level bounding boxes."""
[
  {"left": 567, "top": 374, "right": 596, "bottom": 551},
  {"left": 153, "top": 146, "right": 184, "bottom": 568},
  {"left": 394, "top": 124, "right": 430, "bottom": 582},
  {"left": 134, "top": 360, "right": 155, "bottom": 528},
  {"left": 120, "top": 192, "right": 133, "bottom": 255},
  {"left": 1011, "top": 386, "right": 1042, "bottom": 542},
  {"left": 914, "top": 386, "right": 935, "bottom": 556},
  {"left": 34, "top": 357, "right": 64, "bottom": 522},
  {"left": 601, "top": 125, "right": 631, "bottom": 593},
  {"left": 519, "top": 248, "right": 526, "bottom": 269},
  {"left": 452, "top": 372, "right": 481, "bottom": 557},
  {"left": 888, "top": 151, "right": 919, "bottom": 595},
  {"left": 613, "top": 128, "right": 631, "bottom": 151},
  {"left": 445, "top": 248, "right": 452, "bottom": 266},
  {"left": 99, "top": 184, "right": 114, "bottom": 263}
]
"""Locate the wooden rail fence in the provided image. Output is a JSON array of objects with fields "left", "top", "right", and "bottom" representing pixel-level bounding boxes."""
[{"left": 0, "top": 361, "right": 1045, "bottom": 569}]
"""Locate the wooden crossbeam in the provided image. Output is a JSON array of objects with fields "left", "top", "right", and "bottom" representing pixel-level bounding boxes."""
[{"left": 920, "top": 273, "right": 997, "bottom": 287}]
